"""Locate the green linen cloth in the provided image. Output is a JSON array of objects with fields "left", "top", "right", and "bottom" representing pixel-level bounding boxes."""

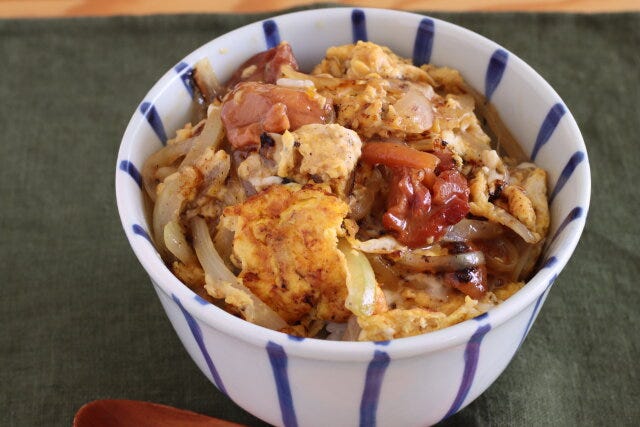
[{"left": 1, "top": 5, "right": 638, "bottom": 426}]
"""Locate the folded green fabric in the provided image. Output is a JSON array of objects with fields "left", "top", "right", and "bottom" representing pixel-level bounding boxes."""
[{"left": 0, "top": 6, "right": 638, "bottom": 426}]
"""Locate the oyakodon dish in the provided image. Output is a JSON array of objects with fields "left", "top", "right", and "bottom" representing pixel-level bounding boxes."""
[{"left": 142, "top": 41, "right": 550, "bottom": 341}]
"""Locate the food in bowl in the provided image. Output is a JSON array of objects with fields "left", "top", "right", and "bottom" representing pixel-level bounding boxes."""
[{"left": 141, "top": 40, "right": 550, "bottom": 341}]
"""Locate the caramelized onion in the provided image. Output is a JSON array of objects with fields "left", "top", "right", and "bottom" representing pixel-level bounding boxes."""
[
  {"left": 152, "top": 169, "right": 197, "bottom": 255},
  {"left": 181, "top": 106, "right": 225, "bottom": 167},
  {"left": 442, "top": 218, "right": 504, "bottom": 242},
  {"left": 395, "top": 250, "right": 485, "bottom": 272},
  {"left": 191, "top": 217, "right": 287, "bottom": 330},
  {"left": 392, "top": 88, "right": 434, "bottom": 132},
  {"left": 193, "top": 58, "right": 222, "bottom": 105},
  {"left": 342, "top": 316, "right": 362, "bottom": 341},
  {"left": 339, "top": 241, "right": 377, "bottom": 317},
  {"left": 142, "top": 137, "right": 195, "bottom": 201},
  {"left": 480, "top": 238, "right": 519, "bottom": 274},
  {"left": 164, "top": 220, "right": 197, "bottom": 265}
]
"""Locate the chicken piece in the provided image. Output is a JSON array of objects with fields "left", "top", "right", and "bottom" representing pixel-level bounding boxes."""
[
  {"left": 236, "top": 123, "right": 362, "bottom": 197},
  {"left": 220, "top": 184, "right": 352, "bottom": 323},
  {"left": 224, "top": 41, "right": 299, "bottom": 89},
  {"left": 273, "top": 124, "right": 362, "bottom": 197},
  {"left": 220, "top": 82, "right": 333, "bottom": 149},
  {"left": 295, "top": 124, "right": 362, "bottom": 182}
]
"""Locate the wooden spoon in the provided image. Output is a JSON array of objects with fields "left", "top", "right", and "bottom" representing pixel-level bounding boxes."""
[{"left": 73, "top": 399, "right": 246, "bottom": 427}]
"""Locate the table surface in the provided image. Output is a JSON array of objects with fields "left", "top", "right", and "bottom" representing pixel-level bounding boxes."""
[{"left": 1, "top": 0, "right": 639, "bottom": 18}]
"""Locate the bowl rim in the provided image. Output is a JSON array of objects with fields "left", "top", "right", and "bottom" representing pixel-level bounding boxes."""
[{"left": 115, "top": 7, "right": 591, "bottom": 361}]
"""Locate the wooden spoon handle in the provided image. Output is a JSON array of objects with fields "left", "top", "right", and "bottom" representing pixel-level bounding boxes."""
[{"left": 73, "top": 399, "right": 246, "bottom": 427}]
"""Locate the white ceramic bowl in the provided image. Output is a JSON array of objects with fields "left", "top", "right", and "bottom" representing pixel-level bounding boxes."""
[{"left": 116, "top": 8, "right": 590, "bottom": 426}]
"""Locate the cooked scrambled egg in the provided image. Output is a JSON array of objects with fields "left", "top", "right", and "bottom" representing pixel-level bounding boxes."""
[
  {"left": 358, "top": 283, "right": 522, "bottom": 341},
  {"left": 220, "top": 183, "right": 352, "bottom": 323}
]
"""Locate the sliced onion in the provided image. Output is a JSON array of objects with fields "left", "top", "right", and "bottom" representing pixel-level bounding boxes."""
[
  {"left": 442, "top": 218, "right": 504, "bottom": 242},
  {"left": 361, "top": 141, "right": 440, "bottom": 171},
  {"left": 191, "top": 216, "right": 287, "bottom": 330},
  {"left": 463, "top": 82, "right": 528, "bottom": 163},
  {"left": 325, "top": 316, "right": 362, "bottom": 342},
  {"left": 368, "top": 255, "right": 403, "bottom": 290},
  {"left": 342, "top": 316, "right": 362, "bottom": 341},
  {"left": 196, "top": 150, "right": 231, "bottom": 199},
  {"left": 213, "top": 226, "right": 235, "bottom": 271},
  {"left": 193, "top": 58, "right": 222, "bottom": 105},
  {"left": 325, "top": 322, "right": 347, "bottom": 341},
  {"left": 181, "top": 106, "right": 224, "bottom": 168},
  {"left": 482, "top": 238, "right": 519, "bottom": 274},
  {"left": 339, "top": 240, "right": 378, "bottom": 317},
  {"left": 350, "top": 236, "right": 406, "bottom": 254},
  {"left": 191, "top": 217, "right": 241, "bottom": 284},
  {"left": 392, "top": 88, "right": 434, "bottom": 132},
  {"left": 164, "top": 220, "right": 197, "bottom": 265},
  {"left": 155, "top": 166, "right": 178, "bottom": 181},
  {"left": 490, "top": 207, "right": 539, "bottom": 244},
  {"left": 510, "top": 241, "right": 536, "bottom": 281},
  {"left": 395, "top": 250, "right": 485, "bottom": 272},
  {"left": 404, "top": 273, "right": 449, "bottom": 300},
  {"left": 152, "top": 169, "right": 195, "bottom": 254},
  {"left": 142, "top": 136, "right": 195, "bottom": 201}
]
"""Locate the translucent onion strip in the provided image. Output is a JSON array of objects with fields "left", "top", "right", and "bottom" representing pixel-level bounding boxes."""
[
  {"left": 339, "top": 240, "right": 377, "bottom": 317},
  {"left": 482, "top": 238, "right": 519, "bottom": 274},
  {"left": 142, "top": 136, "right": 195, "bottom": 201},
  {"left": 395, "top": 250, "right": 485, "bottom": 272},
  {"left": 190, "top": 216, "right": 287, "bottom": 330},
  {"left": 342, "top": 316, "right": 362, "bottom": 341},
  {"left": 193, "top": 58, "right": 222, "bottom": 105},
  {"left": 442, "top": 218, "right": 504, "bottom": 242},
  {"left": 181, "top": 106, "right": 224, "bottom": 168},
  {"left": 463, "top": 82, "right": 528, "bottom": 163},
  {"left": 163, "top": 220, "right": 197, "bottom": 265},
  {"left": 191, "top": 216, "right": 236, "bottom": 283},
  {"left": 492, "top": 208, "right": 539, "bottom": 244},
  {"left": 152, "top": 169, "right": 196, "bottom": 255},
  {"left": 510, "top": 241, "right": 536, "bottom": 281}
]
